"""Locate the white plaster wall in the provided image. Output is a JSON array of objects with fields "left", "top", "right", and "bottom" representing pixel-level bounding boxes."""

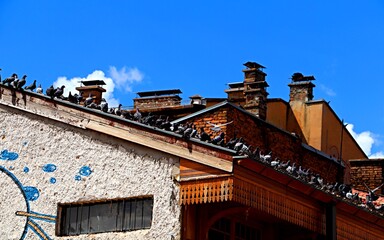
[{"left": 0, "top": 106, "right": 181, "bottom": 240}]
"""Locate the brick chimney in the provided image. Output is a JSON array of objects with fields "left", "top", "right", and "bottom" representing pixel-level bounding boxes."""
[
  {"left": 242, "top": 61, "right": 269, "bottom": 120},
  {"left": 76, "top": 80, "right": 106, "bottom": 105},
  {"left": 288, "top": 73, "right": 316, "bottom": 102},
  {"left": 133, "top": 89, "right": 182, "bottom": 110}
]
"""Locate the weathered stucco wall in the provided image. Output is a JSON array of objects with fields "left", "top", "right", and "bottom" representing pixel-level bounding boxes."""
[{"left": 0, "top": 105, "right": 181, "bottom": 240}]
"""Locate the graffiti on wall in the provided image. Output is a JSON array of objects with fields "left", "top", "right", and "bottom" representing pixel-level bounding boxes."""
[
  {"left": 0, "top": 165, "right": 55, "bottom": 240},
  {"left": 1, "top": 140, "right": 93, "bottom": 239}
]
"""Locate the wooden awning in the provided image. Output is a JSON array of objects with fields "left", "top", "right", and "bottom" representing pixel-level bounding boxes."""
[
  {"left": 179, "top": 161, "right": 384, "bottom": 239},
  {"left": 180, "top": 175, "right": 325, "bottom": 234}
]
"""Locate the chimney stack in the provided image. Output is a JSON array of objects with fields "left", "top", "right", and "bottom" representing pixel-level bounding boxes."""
[
  {"left": 242, "top": 61, "right": 269, "bottom": 120},
  {"left": 288, "top": 72, "right": 316, "bottom": 102},
  {"left": 76, "top": 80, "right": 106, "bottom": 105}
]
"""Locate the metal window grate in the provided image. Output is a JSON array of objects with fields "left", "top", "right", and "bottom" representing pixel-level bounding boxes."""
[{"left": 57, "top": 197, "right": 153, "bottom": 236}]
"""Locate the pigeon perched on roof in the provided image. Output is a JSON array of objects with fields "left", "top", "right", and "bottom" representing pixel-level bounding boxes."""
[
  {"left": 67, "top": 91, "right": 78, "bottom": 104},
  {"left": 11, "top": 78, "right": 19, "bottom": 88},
  {"left": 113, "top": 104, "right": 122, "bottom": 116},
  {"left": 53, "top": 85, "right": 65, "bottom": 99},
  {"left": 182, "top": 123, "right": 193, "bottom": 139},
  {"left": 46, "top": 85, "right": 54, "bottom": 98},
  {"left": 364, "top": 182, "right": 384, "bottom": 202},
  {"left": 99, "top": 98, "right": 109, "bottom": 113},
  {"left": 24, "top": 79, "right": 36, "bottom": 91},
  {"left": 211, "top": 132, "right": 225, "bottom": 145},
  {"left": 190, "top": 125, "right": 198, "bottom": 138},
  {"left": 199, "top": 127, "right": 211, "bottom": 142},
  {"left": 36, "top": 84, "right": 43, "bottom": 94},
  {"left": 159, "top": 116, "right": 172, "bottom": 131},
  {"left": 2, "top": 73, "right": 17, "bottom": 86},
  {"left": 133, "top": 108, "right": 142, "bottom": 122},
  {"left": 84, "top": 93, "right": 94, "bottom": 107},
  {"left": 16, "top": 75, "right": 27, "bottom": 90}
]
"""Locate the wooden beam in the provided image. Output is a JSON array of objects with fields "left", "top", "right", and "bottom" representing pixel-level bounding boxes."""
[{"left": 86, "top": 120, "right": 233, "bottom": 172}]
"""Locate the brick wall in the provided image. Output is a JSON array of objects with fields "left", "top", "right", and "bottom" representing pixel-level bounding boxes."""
[
  {"left": 182, "top": 105, "right": 343, "bottom": 183},
  {"left": 350, "top": 159, "right": 384, "bottom": 194}
]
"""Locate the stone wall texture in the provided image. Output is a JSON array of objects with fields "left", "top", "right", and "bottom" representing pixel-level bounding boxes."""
[{"left": 0, "top": 105, "right": 181, "bottom": 240}]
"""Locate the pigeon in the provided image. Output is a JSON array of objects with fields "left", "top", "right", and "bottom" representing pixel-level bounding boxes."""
[
  {"left": 225, "top": 134, "right": 238, "bottom": 149},
  {"left": 53, "top": 85, "right": 65, "bottom": 99},
  {"left": 211, "top": 132, "right": 225, "bottom": 145},
  {"left": 286, "top": 162, "right": 296, "bottom": 175},
  {"left": 170, "top": 122, "right": 180, "bottom": 132},
  {"left": 182, "top": 123, "right": 193, "bottom": 139},
  {"left": 297, "top": 166, "right": 310, "bottom": 179},
  {"left": 36, "top": 84, "right": 43, "bottom": 94},
  {"left": 260, "top": 151, "right": 272, "bottom": 163},
  {"left": 159, "top": 116, "right": 172, "bottom": 131},
  {"left": 67, "top": 91, "right": 78, "bottom": 104},
  {"left": 133, "top": 108, "right": 142, "bottom": 122},
  {"left": 76, "top": 92, "right": 83, "bottom": 104},
  {"left": 2, "top": 73, "right": 17, "bottom": 86},
  {"left": 16, "top": 75, "right": 27, "bottom": 89},
  {"left": 84, "top": 93, "right": 94, "bottom": 107},
  {"left": 238, "top": 144, "right": 250, "bottom": 156},
  {"left": 270, "top": 158, "right": 280, "bottom": 167},
  {"left": 142, "top": 112, "right": 156, "bottom": 125},
  {"left": 87, "top": 102, "right": 98, "bottom": 109},
  {"left": 199, "top": 127, "right": 211, "bottom": 142},
  {"left": 113, "top": 104, "right": 122, "bottom": 116},
  {"left": 24, "top": 79, "right": 36, "bottom": 91},
  {"left": 277, "top": 160, "right": 290, "bottom": 170},
  {"left": 233, "top": 138, "right": 244, "bottom": 152},
  {"left": 99, "top": 98, "right": 109, "bottom": 113},
  {"left": 190, "top": 125, "right": 198, "bottom": 138},
  {"left": 46, "top": 85, "right": 54, "bottom": 98},
  {"left": 364, "top": 182, "right": 384, "bottom": 202},
  {"left": 206, "top": 121, "right": 233, "bottom": 132}
]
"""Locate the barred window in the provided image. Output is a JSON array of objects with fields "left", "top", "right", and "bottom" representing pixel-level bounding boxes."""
[{"left": 57, "top": 196, "right": 153, "bottom": 236}]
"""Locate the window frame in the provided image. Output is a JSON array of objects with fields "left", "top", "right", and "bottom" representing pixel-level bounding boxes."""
[{"left": 56, "top": 195, "right": 154, "bottom": 236}]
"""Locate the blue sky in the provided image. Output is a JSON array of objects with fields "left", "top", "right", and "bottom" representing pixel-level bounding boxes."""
[{"left": 1, "top": 1, "right": 384, "bottom": 157}]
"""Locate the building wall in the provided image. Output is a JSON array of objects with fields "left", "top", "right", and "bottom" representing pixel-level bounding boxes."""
[
  {"left": 182, "top": 105, "right": 342, "bottom": 183},
  {"left": 0, "top": 106, "right": 181, "bottom": 240},
  {"left": 319, "top": 103, "right": 367, "bottom": 161},
  {"left": 350, "top": 159, "right": 384, "bottom": 193},
  {"left": 266, "top": 99, "right": 288, "bottom": 130}
]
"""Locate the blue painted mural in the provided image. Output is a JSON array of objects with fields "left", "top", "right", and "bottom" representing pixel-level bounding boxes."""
[
  {"left": 42, "top": 164, "right": 57, "bottom": 173},
  {"left": 0, "top": 149, "right": 19, "bottom": 160},
  {"left": 0, "top": 142, "right": 95, "bottom": 239},
  {"left": 79, "top": 166, "right": 92, "bottom": 177},
  {"left": 0, "top": 165, "right": 55, "bottom": 240}
]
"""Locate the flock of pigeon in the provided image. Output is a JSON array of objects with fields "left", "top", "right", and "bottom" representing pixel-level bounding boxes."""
[{"left": 1, "top": 69, "right": 383, "bottom": 215}]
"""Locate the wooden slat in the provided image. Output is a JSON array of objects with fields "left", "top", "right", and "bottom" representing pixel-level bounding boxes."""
[
  {"left": 232, "top": 176, "right": 325, "bottom": 234},
  {"left": 180, "top": 159, "right": 228, "bottom": 180},
  {"left": 180, "top": 178, "right": 233, "bottom": 205},
  {"left": 337, "top": 214, "right": 383, "bottom": 240},
  {"left": 86, "top": 120, "right": 233, "bottom": 172}
]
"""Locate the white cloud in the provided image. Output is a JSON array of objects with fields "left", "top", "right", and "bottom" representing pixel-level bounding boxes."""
[
  {"left": 109, "top": 66, "right": 144, "bottom": 92},
  {"left": 53, "top": 66, "right": 144, "bottom": 108},
  {"left": 346, "top": 123, "right": 383, "bottom": 158},
  {"left": 320, "top": 84, "right": 336, "bottom": 97},
  {"left": 54, "top": 70, "right": 119, "bottom": 107},
  {"left": 369, "top": 152, "right": 384, "bottom": 158}
]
